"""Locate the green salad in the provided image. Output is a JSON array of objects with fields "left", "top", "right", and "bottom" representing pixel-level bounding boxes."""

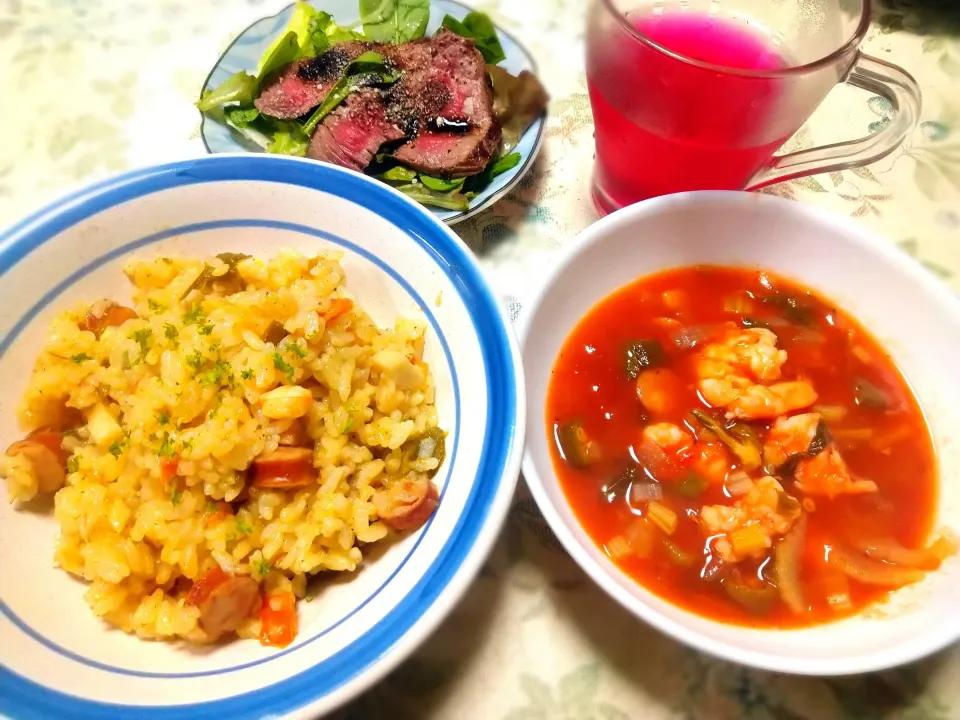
[{"left": 198, "top": 0, "right": 547, "bottom": 211}]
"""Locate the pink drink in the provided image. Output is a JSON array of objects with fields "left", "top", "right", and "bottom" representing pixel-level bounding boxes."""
[{"left": 587, "top": 13, "right": 792, "bottom": 210}]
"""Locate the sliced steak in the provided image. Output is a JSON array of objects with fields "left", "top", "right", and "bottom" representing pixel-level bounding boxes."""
[
  {"left": 307, "top": 89, "right": 405, "bottom": 171},
  {"left": 393, "top": 128, "right": 500, "bottom": 177},
  {"left": 384, "top": 71, "right": 453, "bottom": 136},
  {"left": 380, "top": 36, "right": 435, "bottom": 71},
  {"left": 262, "top": 30, "right": 501, "bottom": 177},
  {"left": 255, "top": 41, "right": 372, "bottom": 119},
  {"left": 389, "top": 30, "right": 501, "bottom": 176}
]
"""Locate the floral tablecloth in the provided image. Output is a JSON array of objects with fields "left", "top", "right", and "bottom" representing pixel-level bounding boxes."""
[{"left": 1, "top": 0, "right": 959, "bottom": 717}]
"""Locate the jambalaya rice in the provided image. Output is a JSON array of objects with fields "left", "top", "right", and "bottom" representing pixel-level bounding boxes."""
[{"left": 0, "top": 249, "right": 445, "bottom": 646}]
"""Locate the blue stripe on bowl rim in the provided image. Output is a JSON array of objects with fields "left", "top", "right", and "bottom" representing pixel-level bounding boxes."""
[
  {"left": 0, "top": 155, "right": 521, "bottom": 719},
  {"left": 0, "top": 217, "right": 462, "bottom": 680}
]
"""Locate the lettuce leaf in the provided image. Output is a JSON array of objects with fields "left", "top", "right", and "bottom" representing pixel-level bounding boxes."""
[
  {"left": 315, "top": 9, "right": 365, "bottom": 43},
  {"left": 326, "top": 26, "right": 366, "bottom": 43},
  {"left": 258, "top": 2, "right": 332, "bottom": 72},
  {"left": 267, "top": 125, "right": 310, "bottom": 157},
  {"left": 462, "top": 152, "right": 521, "bottom": 197},
  {"left": 419, "top": 175, "right": 465, "bottom": 192},
  {"left": 395, "top": 184, "right": 470, "bottom": 211},
  {"left": 196, "top": 71, "right": 258, "bottom": 112},
  {"left": 295, "top": 3, "right": 332, "bottom": 55},
  {"left": 487, "top": 65, "right": 549, "bottom": 152},
  {"left": 374, "top": 153, "right": 519, "bottom": 211},
  {"left": 378, "top": 166, "right": 419, "bottom": 183},
  {"left": 224, "top": 106, "right": 260, "bottom": 128},
  {"left": 486, "top": 152, "right": 522, "bottom": 179},
  {"left": 441, "top": 12, "right": 506, "bottom": 65},
  {"left": 257, "top": 30, "right": 301, "bottom": 80},
  {"left": 360, "top": 0, "right": 430, "bottom": 43}
]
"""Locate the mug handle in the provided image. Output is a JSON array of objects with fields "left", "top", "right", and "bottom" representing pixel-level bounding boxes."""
[{"left": 745, "top": 53, "right": 921, "bottom": 190}]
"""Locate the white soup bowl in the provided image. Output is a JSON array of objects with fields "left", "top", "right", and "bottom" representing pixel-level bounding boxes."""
[{"left": 520, "top": 191, "right": 960, "bottom": 675}]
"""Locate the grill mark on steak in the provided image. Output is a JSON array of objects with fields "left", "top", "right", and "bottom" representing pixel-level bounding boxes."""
[{"left": 297, "top": 47, "right": 354, "bottom": 83}]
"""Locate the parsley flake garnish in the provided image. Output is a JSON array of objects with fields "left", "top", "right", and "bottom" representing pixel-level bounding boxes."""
[
  {"left": 186, "top": 350, "right": 205, "bottom": 371},
  {"left": 201, "top": 360, "right": 233, "bottom": 387},
  {"left": 286, "top": 342, "right": 307, "bottom": 359},
  {"left": 272, "top": 353, "right": 294, "bottom": 381},
  {"left": 70, "top": 353, "right": 92, "bottom": 364},
  {"left": 182, "top": 304, "right": 205, "bottom": 326},
  {"left": 130, "top": 328, "right": 153, "bottom": 364},
  {"left": 108, "top": 438, "right": 127, "bottom": 457},
  {"left": 157, "top": 432, "right": 176, "bottom": 457}
]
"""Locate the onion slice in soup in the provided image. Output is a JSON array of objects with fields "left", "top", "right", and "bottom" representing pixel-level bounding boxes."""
[
  {"left": 854, "top": 532, "right": 957, "bottom": 571},
  {"left": 629, "top": 481, "right": 663, "bottom": 503},
  {"left": 775, "top": 516, "right": 807, "bottom": 613},
  {"left": 828, "top": 546, "right": 926, "bottom": 586}
]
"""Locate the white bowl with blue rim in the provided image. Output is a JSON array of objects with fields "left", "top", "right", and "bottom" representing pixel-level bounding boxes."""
[
  {"left": 0, "top": 154, "right": 525, "bottom": 718},
  {"left": 200, "top": 0, "right": 546, "bottom": 226}
]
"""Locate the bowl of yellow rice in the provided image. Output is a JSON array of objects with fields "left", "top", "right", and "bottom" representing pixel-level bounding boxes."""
[{"left": 0, "top": 155, "right": 524, "bottom": 718}]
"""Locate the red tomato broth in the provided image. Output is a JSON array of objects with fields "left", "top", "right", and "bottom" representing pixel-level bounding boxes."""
[{"left": 546, "top": 265, "right": 938, "bottom": 627}]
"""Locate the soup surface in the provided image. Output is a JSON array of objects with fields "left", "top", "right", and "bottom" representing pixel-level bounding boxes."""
[{"left": 547, "top": 266, "right": 953, "bottom": 627}]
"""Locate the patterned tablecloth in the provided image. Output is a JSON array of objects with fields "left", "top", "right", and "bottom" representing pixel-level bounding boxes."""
[{"left": 1, "top": 0, "right": 959, "bottom": 717}]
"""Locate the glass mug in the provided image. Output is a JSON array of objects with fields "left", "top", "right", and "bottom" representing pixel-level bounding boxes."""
[{"left": 586, "top": 0, "right": 921, "bottom": 213}]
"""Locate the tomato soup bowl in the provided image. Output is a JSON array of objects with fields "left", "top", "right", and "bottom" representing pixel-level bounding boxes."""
[{"left": 519, "top": 191, "right": 960, "bottom": 675}]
